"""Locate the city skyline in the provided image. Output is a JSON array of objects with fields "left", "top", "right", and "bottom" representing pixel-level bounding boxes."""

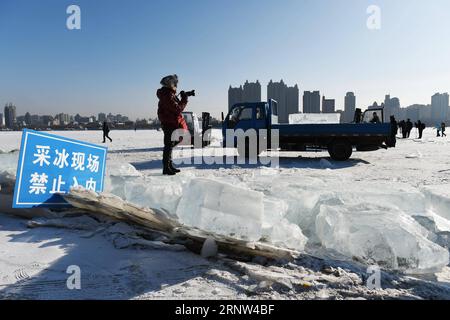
[
  {"left": 1, "top": 103, "right": 140, "bottom": 129},
  {"left": 226, "top": 81, "right": 450, "bottom": 124},
  {"left": 267, "top": 80, "right": 299, "bottom": 124},
  {"left": 4, "top": 83, "right": 450, "bottom": 119},
  {"left": 2, "top": 1, "right": 450, "bottom": 119},
  {"left": 3, "top": 86, "right": 449, "bottom": 130}
]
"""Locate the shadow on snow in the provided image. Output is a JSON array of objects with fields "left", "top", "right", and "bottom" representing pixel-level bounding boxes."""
[{"left": 131, "top": 155, "right": 370, "bottom": 171}]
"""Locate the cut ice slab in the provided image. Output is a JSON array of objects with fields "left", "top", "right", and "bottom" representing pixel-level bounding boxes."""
[
  {"left": 104, "top": 161, "right": 185, "bottom": 213},
  {"left": 110, "top": 175, "right": 184, "bottom": 214},
  {"left": 289, "top": 113, "right": 341, "bottom": 124},
  {"left": 316, "top": 205, "right": 449, "bottom": 274},
  {"left": 422, "top": 185, "right": 450, "bottom": 221},
  {"left": 176, "top": 178, "right": 264, "bottom": 241},
  {"left": 262, "top": 197, "right": 307, "bottom": 251},
  {"left": 0, "top": 152, "right": 18, "bottom": 177}
]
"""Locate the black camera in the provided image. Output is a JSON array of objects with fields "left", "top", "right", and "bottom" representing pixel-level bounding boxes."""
[{"left": 181, "top": 90, "right": 196, "bottom": 97}]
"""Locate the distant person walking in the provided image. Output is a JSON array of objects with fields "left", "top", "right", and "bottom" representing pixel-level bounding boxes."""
[
  {"left": 406, "top": 119, "right": 413, "bottom": 138},
  {"left": 102, "top": 121, "right": 112, "bottom": 143},
  {"left": 442, "top": 122, "right": 447, "bottom": 137}
]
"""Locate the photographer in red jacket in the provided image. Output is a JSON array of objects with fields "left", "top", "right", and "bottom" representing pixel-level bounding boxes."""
[{"left": 157, "top": 74, "right": 189, "bottom": 175}]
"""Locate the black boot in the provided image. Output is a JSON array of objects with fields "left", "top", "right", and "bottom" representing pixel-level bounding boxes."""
[
  {"left": 163, "top": 166, "right": 176, "bottom": 175},
  {"left": 169, "top": 161, "right": 181, "bottom": 173},
  {"left": 162, "top": 129, "right": 176, "bottom": 175},
  {"left": 162, "top": 155, "right": 176, "bottom": 175}
]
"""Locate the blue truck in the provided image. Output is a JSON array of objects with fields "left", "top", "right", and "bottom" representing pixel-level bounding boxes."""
[{"left": 221, "top": 100, "right": 392, "bottom": 161}]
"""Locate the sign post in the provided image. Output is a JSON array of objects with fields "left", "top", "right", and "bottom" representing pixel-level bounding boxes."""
[{"left": 13, "top": 129, "right": 107, "bottom": 208}]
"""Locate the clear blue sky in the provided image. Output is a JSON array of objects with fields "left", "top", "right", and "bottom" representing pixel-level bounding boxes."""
[{"left": 1, "top": 0, "right": 450, "bottom": 119}]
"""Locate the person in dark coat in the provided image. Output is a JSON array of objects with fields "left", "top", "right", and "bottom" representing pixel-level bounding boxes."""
[
  {"left": 399, "top": 120, "right": 407, "bottom": 138},
  {"left": 406, "top": 119, "right": 413, "bottom": 138},
  {"left": 102, "top": 121, "right": 112, "bottom": 143},
  {"left": 416, "top": 120, "right": 426, "bottom": 139},
  {"left": 442, "top": 122, "right": 447, "bottom": 137},
  {"left": 388, "top": 116, "right": 398, "bottom": 147},
  {"left": 157, "top": 74, "right": 189, "bottom": 175},
  {"left": 353, "top": 109, "right": 362, "bottom": 123}
]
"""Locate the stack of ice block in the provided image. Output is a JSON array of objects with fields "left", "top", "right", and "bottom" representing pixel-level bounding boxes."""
[{"left": 176, "top": 178, "right": 264, "bottom": 241}]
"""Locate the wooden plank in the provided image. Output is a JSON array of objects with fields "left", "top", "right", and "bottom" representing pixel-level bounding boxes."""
[{"left": 63, "top": 187, "right": 299, "bottom": 261}]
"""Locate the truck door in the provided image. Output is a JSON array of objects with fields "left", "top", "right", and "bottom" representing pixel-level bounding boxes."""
[
  {"left": 254, "top": 105, "right": 267, "bottom": 131},
  {"left": 254, "top": 105, "right": 269, "bottom": 152},
  {"left": 224, "top": 105, "right": 254, "bottom": 148},
  {"left": 227, "top": 105, "right": 254, "bottom": 131}
]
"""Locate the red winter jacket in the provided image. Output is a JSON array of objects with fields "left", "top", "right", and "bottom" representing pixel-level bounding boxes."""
[{"left": 157, "top": 87, "right": 188, "bottom": 130}]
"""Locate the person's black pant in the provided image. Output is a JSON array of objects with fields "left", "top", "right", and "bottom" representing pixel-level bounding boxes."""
[
  {"left": 162, "top": 127, "right": 180, "bottom": 168},
  {"left": 418, "top": 130, "right": 423, "bottom": 139},
  {"left": 389, "top": 135, "right": 396, "bottom": 147},
  {"left": 103, "top": 131, "right": 112, "bottom": 142}
]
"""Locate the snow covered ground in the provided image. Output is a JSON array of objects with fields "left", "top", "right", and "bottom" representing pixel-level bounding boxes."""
[{"left": 1, "top": 128, "right": 450, "bottom": 299}]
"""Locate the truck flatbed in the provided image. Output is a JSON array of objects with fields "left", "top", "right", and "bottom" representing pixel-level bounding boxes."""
[
  {"left": 222, "top": 100, "right": 393, "bottom": 161},
  {"left": 273, "top": 123, "right": 391, "bottom": 137}
]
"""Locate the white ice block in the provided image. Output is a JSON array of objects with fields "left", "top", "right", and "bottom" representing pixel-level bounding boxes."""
[
  {"left": 315, "top": 205, "right": 449, "bottom": 274},
  {"left": 104, "top": 161, "right": 184, "bottom": 213},
  {"left": 176, "top": 178, "right": 264, "bottom": 241},
  {"left": 289, "top": 113, "right": 341, "bottom": 124}
]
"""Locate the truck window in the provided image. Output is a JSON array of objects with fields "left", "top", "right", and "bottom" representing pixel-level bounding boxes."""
[
  {"left": 228, "top": 106, "right": 253, "bottom": 129},
  {"left": 363, "top": 110, "right": 383, "bottom": 123},
  {"left": 239, "top": 108, "right": 253, "bottom": 121},
  {"left": 228, "top": 107, "right": 240, "bottom": 128},
  {"left": 256, "top": 107, "right": 265, "bottom": 120}
]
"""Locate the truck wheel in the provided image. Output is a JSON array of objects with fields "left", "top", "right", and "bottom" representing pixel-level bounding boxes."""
[{"left": 328, "top": 141, "right": 352, "bottom": 161}]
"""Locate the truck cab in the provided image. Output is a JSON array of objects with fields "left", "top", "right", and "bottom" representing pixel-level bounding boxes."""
[{"left": 223, "top": 100, "right": 392, "bottom": 161}]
